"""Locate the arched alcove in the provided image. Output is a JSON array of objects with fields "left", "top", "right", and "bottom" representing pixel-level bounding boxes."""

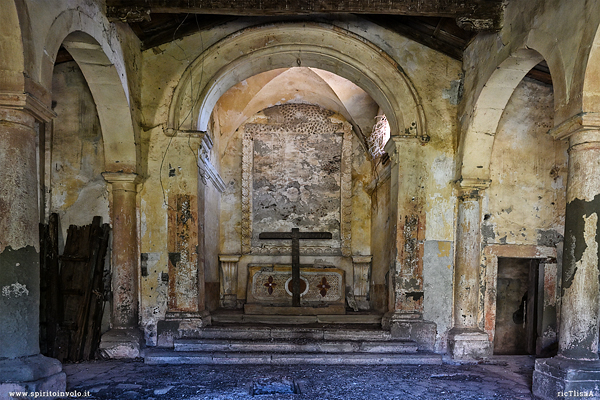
[
  {"left": 583, "top": 24, "right": 600, "bottom": 116},
  {"left": 167, "top": 22, "right": 426, "bottom": 140},
  {"left": 0, "top": 0, "right": 26, "bottom": 92},
  {"left": 459, "top": 49, "right": 544, "bottom": 182},
  {"left": 43, "top": 12, "right": 138, "bottom": 172}
]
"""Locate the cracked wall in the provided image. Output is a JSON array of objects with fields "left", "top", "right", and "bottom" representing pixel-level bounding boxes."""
[{"left": 485, "top": 78, "right": 567, "bottom": 247}]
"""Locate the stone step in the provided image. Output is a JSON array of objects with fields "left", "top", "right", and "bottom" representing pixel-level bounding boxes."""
[
  {"left": 145, "top": 349, "right": 443, "bottom": 365},
  {"left": 174, "top": 339, "right": 419, "bottom": 353},
  {"left": 211, "top": 312, "right": 382, "bottom": 325},
  {"left": 194, "top": 326, "right": 392, "bottom": 341}
]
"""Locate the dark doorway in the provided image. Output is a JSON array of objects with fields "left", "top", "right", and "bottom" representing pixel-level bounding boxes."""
[{"left": 493, "top": 258, "right": 540, "bottom": 355}]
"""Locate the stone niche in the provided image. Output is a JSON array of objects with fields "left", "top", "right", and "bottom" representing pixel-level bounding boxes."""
[{"left": 240, "top": 104, "right": 353, "bottom": 313}]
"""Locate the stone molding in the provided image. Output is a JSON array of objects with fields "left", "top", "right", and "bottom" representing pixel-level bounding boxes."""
[
  {"left": 455, "top": 177, "right": 491, "bottom": 200},
  {"left": 241, "top": 129, "right": 253, "bottom": 254},
  {"left": 0, "top": 91, "right": 56, "bottom": 122},
  {"left": 365, "top": 162, "right": 391, "bottom": 195},
  {"left": 340, "top": 123, "right": 353, "bottom": 257},
  {"left": 166, "top": 22, "right": 426, "bottom": 139},
  {"left": 102, "top": 172, "right": 141, "bottom": 192},
  {"left": 107, "top": 6, "right": 151, "bottom": 23},
  {"left": 549, "top": 112, "right": 600, "bottom": 141},
  {"left": 197, "top": 133, "right": 226, "bottom": 193},
  {"left": 384, "top": 135, "right": 425, "bottom": 165}
]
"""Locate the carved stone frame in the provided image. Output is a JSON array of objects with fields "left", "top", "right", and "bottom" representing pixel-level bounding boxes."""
[{"left": 241, "top": 119, "right": 352, "bottom": 256}]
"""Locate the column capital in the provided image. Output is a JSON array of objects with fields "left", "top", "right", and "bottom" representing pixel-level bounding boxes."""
[
  {"left": 219, "top": 254, "right": 241, "bottom": 263},
  {"left": 0, "top": 91, "right": 56, "bottom": 122},
  {"left": 352, "top": 255, "right": 373, "bottom": 264},
  {"left": 455, "top": 177, "right": 490, "bottom": 200},
  {"left": 384, "top": 135, "right": 422, "bottom": 164},
  {"left": 102, "top": 172, "right": 141, "bottom": 185},
  {"left": 550, "top": 112, "right": 600, "bottom": 141}
]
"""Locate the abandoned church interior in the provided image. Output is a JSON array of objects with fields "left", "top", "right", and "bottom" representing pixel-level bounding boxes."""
[{"left": 2, "top": 0, "right": 600, "bottom": 398}]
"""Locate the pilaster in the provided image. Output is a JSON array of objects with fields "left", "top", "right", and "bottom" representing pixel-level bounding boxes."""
[
  {"left": 382, "top": 136, "right": 436, "bottom": 351},
  {"left": 448, "top": 181, "right": 491, "bottom": 360}
]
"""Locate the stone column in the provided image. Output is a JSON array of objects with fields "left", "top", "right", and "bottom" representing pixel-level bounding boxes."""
[
  {"left": 382, "top": 136, "right": 436, "bottom": 351},
  {"left": 352, "top": 255, "right": 372, "bottom": 311},
  {"left": 0, "top": 106, "right": 66, "bottom": 395},
  {"left": 219, "top": 255, "right": 241, "bottom": 309},
  {"left": 99, "top": 172, "right": 143, "bottom": 358},
  {"left": 448, "top": 182, "right": 491, "bottom": 360},
  {"left": 533, "top": 123, "right": 600, "bottom": 399}
]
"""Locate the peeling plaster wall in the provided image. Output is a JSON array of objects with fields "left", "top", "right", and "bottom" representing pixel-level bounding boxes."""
[
  {"left": 423, "top": 240, "right": 454, "bottom": 353},
  {"left": 50, "top": 61, "right": 109, "bottom": 247},
  {"left": 370, "top": 164, "right": 392, "bottom": 314},
  {"left": 139, "top": 128, "right": 203, "bottom": 345},
  {"left": 485, "top": 79, "right": 567, "bottom": 247},
  {"left": 138, "top": 17, "right": 462, "bottom": 347}
]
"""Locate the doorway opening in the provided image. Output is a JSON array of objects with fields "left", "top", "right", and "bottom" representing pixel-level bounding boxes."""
[{"left": 493, "top": 257, "right": 541, "bottom": 355}]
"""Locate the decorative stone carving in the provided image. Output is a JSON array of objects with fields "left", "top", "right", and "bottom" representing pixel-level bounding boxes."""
[
  {"left": 197, "top": 133, "right": 226, "bottom": 193},
  {"left": 352, "top": 255, "right": 372, "bottom": 311},
  {"left": 107, "top": 6, "right": 151, "bottom": 23},
  {"left": 219, "top": 255, "right": 241, "bottom": 309},
  {"left": 340, "top": 124, "right": 353, "bottom": 257},
  {"left": 241, "top": 130, "right": 253, "bottom": 254}
]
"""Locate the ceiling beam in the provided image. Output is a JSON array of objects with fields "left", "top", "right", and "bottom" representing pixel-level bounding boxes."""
[{"left": 107, "top": 0, "right": 504, "bottom": 30}]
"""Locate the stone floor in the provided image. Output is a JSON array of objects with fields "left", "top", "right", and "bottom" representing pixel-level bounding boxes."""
[{"left": 62, "top": 355, "right": 536, "bottom": 399}]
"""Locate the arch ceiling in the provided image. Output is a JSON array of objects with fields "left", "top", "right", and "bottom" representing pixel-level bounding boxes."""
[
  {"left": 459, "top": 48, "right": 548, "bottom": 185},
  {"left": 0, "top": 0, "right": 26, "bottom": 92},
  {"left": 168, "top": 22, "right": 426, "bottom": 140},
  {"left": 213, "top": 67, "right": 379, "bottom": 147},
  {"left": 583, "top": 24, "right": 600, "bottom": 117},
  {"left": 44, "top": 11, "right": 138, "bottom": 173}
]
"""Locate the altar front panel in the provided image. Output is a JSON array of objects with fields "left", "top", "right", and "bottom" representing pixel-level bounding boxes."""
[{"left": 246, "top": 264, "right": 345, "bottom": 308}]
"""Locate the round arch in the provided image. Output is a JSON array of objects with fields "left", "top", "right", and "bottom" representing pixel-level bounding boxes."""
[
  {"left": 214, "top": 67, "right": 375, "bottom": 143},
  {"left": 583, "top": 24, "right": 600, "bottom": 116},
  {"left": 168, "top": 22, "right": 426, "bottom": 139},
  {"left": 43, "top": 10, "right": 138, "bottom": 173},
  {"left": 459, "top": 48, "right": 549, "bottom": 182},
  {"left": 0, "top": 0, "right": 27, "bottom": 92}
]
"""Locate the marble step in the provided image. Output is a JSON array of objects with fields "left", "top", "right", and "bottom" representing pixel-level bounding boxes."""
[
  {"left": 145, "top": 349, "right": 443, "bottom": 365},
  {"left": 193, "top": 326, "right": 393, "bottom": 341},
  {"left": 174, "top": 338, "right": 419, "bottom": 353}
]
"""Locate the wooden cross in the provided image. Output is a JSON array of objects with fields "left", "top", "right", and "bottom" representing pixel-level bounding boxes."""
[{"left": 259, "top": 228, "right": 332, "bottom": 307}]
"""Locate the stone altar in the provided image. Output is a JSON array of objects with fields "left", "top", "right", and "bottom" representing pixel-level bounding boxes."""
[{"left": 245, "top": 264, "right": 346, "bottom": 315}]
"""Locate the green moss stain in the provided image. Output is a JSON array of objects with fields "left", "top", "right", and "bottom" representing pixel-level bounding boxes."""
[{"left": 0, "top": 245, "right": 40, "bottom": 358}]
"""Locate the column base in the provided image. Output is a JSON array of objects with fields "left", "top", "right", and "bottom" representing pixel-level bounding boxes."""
[
  {"left": 448, "top": 328, "right": 491, "bottom": 361},
  {"left": 99, "top": 328, "right": 143, "bottom": 359},
  {"left": 157, "top": 311, "right": 211, "bottom": 348},
  {"left": 533, "top": 357, "right": 600, "bottom": 400},
  {"left": 0, "top": 354, "right": 66, "bottom": 399},
  {"left": 382, "top": 312, "right": 436, "bottom": 351},
  {"left": 222, "top": 294, "right": 238, "bottom": 309}
]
